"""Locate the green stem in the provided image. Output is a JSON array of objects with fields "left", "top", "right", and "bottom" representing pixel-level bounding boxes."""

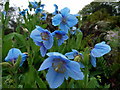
[{"left": 84, "top": 66, "right": 89, "bottom": 88}]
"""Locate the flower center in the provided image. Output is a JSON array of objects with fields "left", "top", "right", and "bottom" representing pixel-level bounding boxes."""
[
  {"left": 52, "top": 59, "right": 66, "bottom": 73},
  {"left": 55, "top": 33, "right": 62, "bottom": 39},
  {"left": 40, "top": 32, "right": 49, "bottom": 40},
  {"left": 62, "top": 18, "right": 66, "bottom": 23}
]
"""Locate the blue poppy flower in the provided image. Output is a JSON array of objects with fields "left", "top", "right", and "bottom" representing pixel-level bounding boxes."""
[
  {"left": 90, "top": 41, "right": 111, "bottom": 67},
  {"left": 53, "top": 4, "right": 59, "bottom": 15},
  {"left": 35, "top": 8, "right": 42, "bottom": 14},
  {"left": 70, "top": 27, "right": 81, "bottom": 35},
  {"left": 30, "top": 26, "right": 53, "bottom": 57},
  {"left": 2, "top": 11, "right": 6, "bottom": 16},
  {"left": 40, "top": 13, "right": 47, "bottom": 20},
  {"left": 40, "top": 4, "right": 45, "bottom": 10},
  {"left": 5, "top": 48, "right": 27, "bottom": 66},
  {"left": 52, "top": 7, "right": 78, "bottom": 33},
  {"left": 52, "top": 30, "right": 68, "bottom": 46},
  {"left": 38, "top": 52, "right": 84, "bottom": 88},
  {"left": 19, "top": 9, "right": 28, "bottom": 16},
  {"left": 30, "top": 1, "right": 38, "bottom": 9},
  {"left": 65, "top": 49, "right": 85, "bottom": 68}
]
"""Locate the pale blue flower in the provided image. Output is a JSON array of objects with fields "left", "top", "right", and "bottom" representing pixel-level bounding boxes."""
[
  {"left": 2, "top": 11, "right": 6, "bottom": 16},
  {"left": 90, "top": 41, "right": 111, "bottom": 67},
  {"left": 53, "top": 4, "right": 59, "bottom": 15},
  {"left": 65, "top": 49, "right": 85, "bottom": 68},
  {"left": 52, "top": 7, "right": 78, "bottom": 33},
  {"left": 70, "top": 27, "right": 81, "bottom": 35},
  {"left": 35, "top": 8, "right": 42, "bottom": 14},
  {"left": 30, "top": 26, "right": 53, "bottom": 57},
  {"left": 30, "top": 1, "right": 38, "bottom": 9},
  {"left": 5, "top": 48, "right": 27, "bottom": 66},
  {"left": 19, "top": 9, "right": 28, "bottom": 16},
  {"left": 52, "top": 30, "right": 68, "bottom": 46},
  {"left": 38, "top": 52, "right": 84, "bottom": 88},
  {"left": 40, "top": 13, "right": 47, "bottom": 20}
]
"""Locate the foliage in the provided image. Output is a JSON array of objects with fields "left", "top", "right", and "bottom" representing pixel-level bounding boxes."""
[{"left": 1, "top": 1, "right": 119, "bottom": 89}]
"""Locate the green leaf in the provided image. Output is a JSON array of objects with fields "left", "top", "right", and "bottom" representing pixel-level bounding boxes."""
[
  {"left": 0, "top": 62, "right": 12, "bottom": 67},
  {"left": 87, "top": 77, "right": 99, "bottom": 88},
  {"left": 76, "top": 31, "right": 83, "bottom": 49},
  {"left": 14, "top": 55, "right": 21, "bottom": 71},
  {"left": 35, "top": 72, "right": 47, "bottom": 88},
  {"left": 5, "top": 2, "right": 9, "bottom": 11},
  {"left": 4, "top": 16, "right": 10, "bottom": 27},
  {"left": 41, "top": 24, "right": 47, "bottom": 29}
]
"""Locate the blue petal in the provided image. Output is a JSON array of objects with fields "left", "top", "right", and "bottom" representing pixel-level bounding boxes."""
[
  {"left": 62, "top": 35, "right": 68, "bottom": 40},
  {"left": 64, "top": 72, "right": 69, "bottom": 80},
  {"left": 91, "top": 41, "right": 111, "bottom": 57},
  {"left": 74, "top": 14, "right": 80, "bottom": 17},
  {"left": 66, "top": 61, "right": 84, "bottom": 80},
  {"left": 79, "top": 62, "right": 85, "bottom": 68},
  {"left": 52, "top": 14, "right": 62, "bottom": 26},
  {"left": 90, "top": 55, "right": 96, "bottom": 67},
  {"left": 46, "top": 67, "right": 65, "bottom": 88},
  {"left": 54, "top": 4, "right": 58, "bottom": 9},
  {"left": 65, "top": 52, "right": 75, "bottom": 59},
  {"left": 35, "top": 26, "right": 45, "bottom": 33},
  {"left": 43, "top": 34, "right": 53, "bottom": 49},
  {"left": 5, "top": 48, "right": 22, "bottom": 62},
  {"left": 30, "top": 2, "right": 38, "bottom": 8},
  {"left": 20, "top": 53, "right": 27, "bottom": 66},
  {"left": 47, "top": 52, "right": 68, "bottom": 59},
  {"left": 34, "top": 41, "right": 43, "bottom": 46},
  {"left": 58, "top": 39, "right": 64, "bottom": 46},
  {"left": 66, "top": 14, "right": 78, "bottom": 27},
  {"left": 38, "top": 56, "right": 54, "bottom": 71},
  {"left": 60, "top": 23, "right": 69, "bottom": 33},
  {"left": 30, "top": 29, "right": 42, "bottom": 42},
  {"left": 60, "top": 7, "right": 70, "bottom": 17},
  {"left": 72, "top": 49, "right": 78, "bottom": 53},
  {"left": 40, "top": 45, "right": 47, "bottom": 57}
]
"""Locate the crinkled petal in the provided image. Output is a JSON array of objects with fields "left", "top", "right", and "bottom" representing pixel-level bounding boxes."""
[
  {"left": 66, "top": 61, "right": 84, "bottom": 80},
  {"left": 34, "top": 41, "right": 43, "bottom": 46},
  {"left": 38, "top": 56, "right": 54, "bottom": 71},
  {"left": 91, "top": 41, "right": 111, "bottom": 57},
  {"left": 90, "top": 55, "right": 96, "bottom": 67},
  {"left": 5, "top": 48, "right": 22, "bottom": 62},
  {"left": 52, "top": 14, "right": 62, "bottom": 26},
  {"left": 60, "top": 7, "right": 70, "bottom": 17},
  {"left": 64, "top": 72, "right": 69, "bottom": 80},
  {"left": 63, "top": 35, "right": 68, "bottom": 40},
  {"left": 58, "top": 39, "right": 64, "bottom": 46},
  {"left": 20, "top": 53, "right": 27, "bottom": 66},
  {"left": 79, "top": 62, "right": 85, "bottom": 68},
  {"left": 47, "top": 52, "right": 68, "bottom": 59},
  {"left": 72, "top": 49, "right": 78, "bottom": 53},
  {"left": 43, "top": 34, "right": 53, "bottom": 49},
  {"left": 60, "top": 23, "right": 69, "bottom": 33},
  {"left": 54, "top": 4, "right": 58, "bottom": 10},
  {"left": 35, "top": 26, "right": 45, "bottom": 33},
  {"left": 46, "top": 67, "right": 64, "bottom": 88},
  {"left": 40, "top": 45, "right": 47, "bottom": 57},
  {"left": 65, "top": 52, "right": 75, "bottom": 59},
  {"left": 66, "top": 14, "right": 78, "bottom": 27},
  {"left": 30, "top": 29, "right": 42, "bottom": 42}
]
